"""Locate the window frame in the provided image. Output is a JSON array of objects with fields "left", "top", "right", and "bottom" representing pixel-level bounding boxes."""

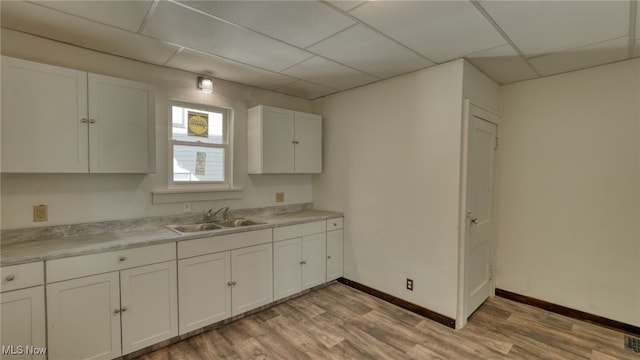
[{"left": 169, "top": 101, "right": 232, "bottom": 188}]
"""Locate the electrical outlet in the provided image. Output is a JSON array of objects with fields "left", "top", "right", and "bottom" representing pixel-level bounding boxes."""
[
  {"left": 275, "top": 192, "right": 285, "bottom": 203},
  {"left": 33, "top": 205, "right": 48, "bottom": 222},
  {"left": 406, "top": 278, "right": 413, "bottom": 291},
  {"left": 183, "top": 202, "right": 192, "bottom": 213}
]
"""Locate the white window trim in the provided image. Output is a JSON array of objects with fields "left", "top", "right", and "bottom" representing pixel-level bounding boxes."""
[{"left": 152, "top": 101, "right": 243, "bottom": 204}]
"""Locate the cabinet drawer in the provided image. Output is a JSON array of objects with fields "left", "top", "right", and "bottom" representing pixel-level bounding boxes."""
[
  {"left": 326, "top": 217, "right": 344, "bottom": 231},
  {"left": 274, "top": 221, "right": 325, "bottom": 241},
  {"left": 178, "top": 229, "right": 272, "bottom": 259},
  {"left": 1, "top": 262, "right": 44, "bottom": 292},
  {"left": 47, "top": 243, "right": 176, "bottom": 283}
]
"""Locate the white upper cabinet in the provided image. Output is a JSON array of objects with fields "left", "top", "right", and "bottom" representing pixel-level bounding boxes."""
[
  {"left": 1, "top": 56, "right": 155, "bottom": 173},
  {"left": 248, "top": 105, "right": 322, "bottom": 174}
]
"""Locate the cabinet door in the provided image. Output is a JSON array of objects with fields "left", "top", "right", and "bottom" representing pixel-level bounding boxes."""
[
  {"left": 88, "top": 74, "right": 155, "bottom": 173},
  {"left": 326, "top": 229, "right": 344, "bottom": 281},
  {"left": 301, "top": 232, "right": 326, "bottom": 290},
  {"left": 1, "top": 56, "right": 88, "bottom": 173},
  {"left": 273, "top": 238, "right": 302, "bottom": 301},
  {"left": 231, "top": 243, "right": 273, "bottom": 315},
  {"left": 261, "top": 106, "right": 295, "bottom": 173},
  {"left": 0, "top": 286, "right": 46, "bottom": 360},
  {"left": 178, "top": 252, "right": 231, "bottom": 334},
  {"left": 47, "top": 272, "right": 121, "bottom": 360},
  {"left": 293, "top": 112, "right": 322, "bottom": 173},
  {"left": 120, "top": 261, "right": 177, "bottom": 355}
]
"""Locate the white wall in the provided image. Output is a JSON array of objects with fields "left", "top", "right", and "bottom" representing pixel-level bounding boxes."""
[
  {"left": 496, "top": 59, "right": 640, "bottom": 326},
  {"left": 313, "top": 60, "right": 467, "bottom": 319},
  {"left": 1, "top": 29, "right": 315, "bottom": 229}
]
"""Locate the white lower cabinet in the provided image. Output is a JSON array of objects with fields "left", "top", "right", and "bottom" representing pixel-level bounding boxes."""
[
  {"left": 178, "top": 252, "right": 231, "bottom": 334},
  {"left": 46, "top": 243, "right": 177, "bottom": 360},
  {"left": 273, "top": 221, "right": 326, "bottom": 301},
  {"left": 177, "top": 230, "right": 273, "bottom": 335},
  {"left": 0, "top": 262, "right": 46, "bottom": 360},
  {"left": 231, "top": 243, "right": 273, "bottom": 315},
  {"left": 47, "top": 272, "right": 121, "bottom": 360},
  {"left": 326, "top": 229, "right": 344, "bottom": 281}
]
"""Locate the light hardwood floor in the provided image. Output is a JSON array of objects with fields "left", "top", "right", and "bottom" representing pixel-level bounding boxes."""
[{"left": 135, "top": 283, "right": 638, "bottom": 359}]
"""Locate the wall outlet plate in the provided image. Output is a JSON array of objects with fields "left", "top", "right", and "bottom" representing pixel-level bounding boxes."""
[
  {"left": 183, "top": 202, "right": 192, "bottom": 213},
  {"left": 276, "top": 192, "right": 285, "bottom": 203},
  {"left": 33, "top": 205, "right": 48, "bottom": 222},
  {"left": 406, "top": 278, "right": 414, "bottom": 291}
]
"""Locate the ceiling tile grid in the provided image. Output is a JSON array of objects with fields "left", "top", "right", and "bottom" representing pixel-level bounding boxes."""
[{"left": 2, "top": 0, "right": 639, "bottom": 100}]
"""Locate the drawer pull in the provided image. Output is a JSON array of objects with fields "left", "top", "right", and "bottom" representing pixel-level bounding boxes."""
[
  {"left": 227, "top": 281, "right": 237, "bottom": 286},
  {"left": 299, "top": 260, "right": 307, "bottom": 265},
  {"left": 5, "top": 275, "right": 15, "bottom": 281},
  {"left": 333, "top": 223, "right": 337, "bottom": 226},
  {"left": 118, "top": 256, "right": 126, "bottom": 262}
]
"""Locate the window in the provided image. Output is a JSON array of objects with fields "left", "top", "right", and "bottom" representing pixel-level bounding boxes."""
[{"left": 170, "top": 102, "right": 230, "bottom": 185}]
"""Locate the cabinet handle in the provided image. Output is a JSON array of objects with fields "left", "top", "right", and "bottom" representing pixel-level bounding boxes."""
[
  {"left": 89, "top": 118, "right": 96, "bottom": 124},
  {"left": 333, "top": 223, "right": 337, "bottom": 227},
  {"left": 5, "top": 275, "right": 15, "bottom": 281},
  {"left": 118, "top": 256, "right": 126, "bottom": 262},
  {"left": 121, "top": 307, "right": 128, "bottom": 312},
  {"left": 227, "top": 281, "right": 233, "bottom": 286},
  {"left": 232, "top": 281, "right": 237, "bottom": 286},
  {"left": 81, "top": 118, "right": 88, "bottom": 123},
  {"left": 299, "top": 260, "right": 307, "bottom": 265},
  {"left": 114, "top": 308, "right": 121, "bottom": 314},
  {"left": 327, "top": 256, "right": 332, "bottom": 259},
  {"left": 292, "top": 140, "right": 299, "bottom": 144}
]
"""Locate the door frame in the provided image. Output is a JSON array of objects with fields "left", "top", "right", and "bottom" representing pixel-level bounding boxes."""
[{"left": 456, "top": 100, "right": 501, "bottom": 329}]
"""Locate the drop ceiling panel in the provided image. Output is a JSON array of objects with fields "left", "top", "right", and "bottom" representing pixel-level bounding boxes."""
[
  {"left": 274, "top": 80, "right": 338, "bottom": 100},
  {"left": 142, "top": 1, "right": 313, "bottom": 72},
  {"left": 308, "top": 24, "right": 434, "bottom": 78},
  {"left": 282, "top": 56, "right": 378, "bottom": 90},
  {"left": 466, "top": 45, "right": 538, "bottom": 84},
  {"left": 326, "top": 1, "right": 366, "bottom": 12},
  {"left": 350, "top": 1, "right": 505, "bottom": 63},
  {"left": 30, "top": 0, "right": 153, "bottom": 32},
  {"left": 177, "top": 1, "right": 355, "bottom": 48},
  {"left": 479, "top": 0, "right": 629, "bottom": 58},
  {"left": 529, "top": 36, "right": 630, "bottom": 76},
  {"left": 1, "top": 1, "right": 180, "bottom": 66},
  {"left": 165, "top": 49, "right": 296, "bottom": 90}
]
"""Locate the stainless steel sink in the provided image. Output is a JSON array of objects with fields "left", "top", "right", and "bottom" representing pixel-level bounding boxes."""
[
  {"left": 166, "top": 218, "right": 265, "bottom": 234},
  {"left": 166, "top": 223, "right": 222, "bottom": 234},
  {"left": 215, "top": 219, "right": 265, "bottom": 228}
]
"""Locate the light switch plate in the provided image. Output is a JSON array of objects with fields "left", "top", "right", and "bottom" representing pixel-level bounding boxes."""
[{"left": 33, "top": 205, "right": 48, "bottom": 222}]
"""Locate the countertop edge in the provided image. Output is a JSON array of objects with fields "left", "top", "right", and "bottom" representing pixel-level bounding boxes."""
[{"left": 1, "top": 211, "right": 343, "bottom": 267}]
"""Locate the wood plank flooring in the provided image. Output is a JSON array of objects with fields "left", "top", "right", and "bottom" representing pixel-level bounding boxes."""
[{"left": 135, "top": 283, "right": 639, "bottom": 359}]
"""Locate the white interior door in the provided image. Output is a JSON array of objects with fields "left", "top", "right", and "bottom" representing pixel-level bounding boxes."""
[{"left": 464, "top": 104, "right": 498, "bottom": 319}]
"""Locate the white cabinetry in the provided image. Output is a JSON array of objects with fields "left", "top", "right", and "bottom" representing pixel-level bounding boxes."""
[
  {"left": 1, "top": 56, "right": 155, "bottom": 173},
  {"left": 0, "top": 262, "right": 46, "bottom": 360},
  {"left": 248, "top": 105, "right": 322, "bottom": 174},
  {"left": 273, "top": 221, "right": 326, "bottom": 300},
  {"left": 177, "top": 229, "right": 273, "bottom": 335},
  {"left": 46, "top": 243, "right": 177, "bottom": 360},
  {"left": 326, "top": 218, "right": 344, "bottom": 281}
]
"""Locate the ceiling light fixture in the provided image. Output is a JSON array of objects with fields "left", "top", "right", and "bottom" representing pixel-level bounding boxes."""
[{"left": 197, "top": 76, "right": 213, "bottom": 93}]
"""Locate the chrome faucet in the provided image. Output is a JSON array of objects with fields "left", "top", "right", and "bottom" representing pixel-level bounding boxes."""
[{"left": 204, "top": 207, "right": 230, "bottom": 222}]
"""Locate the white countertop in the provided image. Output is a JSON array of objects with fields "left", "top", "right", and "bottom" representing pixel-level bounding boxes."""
[{"left": 1, "top": 210, "right": 342, "bottom": 266}]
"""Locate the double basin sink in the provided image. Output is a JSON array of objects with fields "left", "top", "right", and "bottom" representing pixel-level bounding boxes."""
[{"left": 167, "top": 219, "right": 265, "bottom": 235}]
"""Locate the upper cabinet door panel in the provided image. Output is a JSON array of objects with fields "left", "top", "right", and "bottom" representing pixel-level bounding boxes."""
[
  {"left": 248, "top": 105, "right": 322, "bottom": 174},
  {"left": 293, "top": 112, "right": 322, "bottom": 174},
  {"left": 1, "top": 56, "right": 88, "bottom": 173},
  {"left": 88, "top": 74, "right": 155, "bottom": 173},
  {"left": 262, "top": 106, "right": 295, "bottom": 173}
]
